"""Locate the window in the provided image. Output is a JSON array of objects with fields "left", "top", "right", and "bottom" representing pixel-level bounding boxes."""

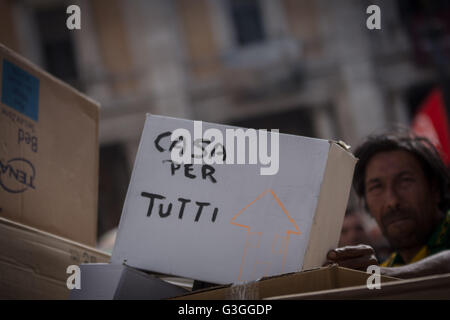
[
  {"left": 34, "top": 6, "right": 81, "bottom": 90},
  {"left": 231, "top": 108, "right": 315, "bottom": 137},
  {"left": 98, "top": 144, "right": 130, "bottom": 239},
  {"left": 230, "top": 0, "right": 266, "bottom": 46}
]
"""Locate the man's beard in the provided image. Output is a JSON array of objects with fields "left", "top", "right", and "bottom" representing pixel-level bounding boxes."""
[{"left": 380, "top": 207, "right": 429, "bottom": 251}]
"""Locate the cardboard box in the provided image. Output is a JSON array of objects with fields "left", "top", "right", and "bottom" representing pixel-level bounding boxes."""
[
  {"left": 0, "top": 43, "right": 99, "bottom": 246},
  {"left": 174, "top": 265, "right": 399, "bottom": 300},
  {"left": 70, "top": 263, "right": 188, "bottom": 300},
  {"left": 270, "top": 272, "right": 450, "bottom": 300},
  {"left": 111, "top": 115, "right": 356, "bottom": 284},
  {"left": 0, "top": 217, "right": 110, "bottom": 299}
]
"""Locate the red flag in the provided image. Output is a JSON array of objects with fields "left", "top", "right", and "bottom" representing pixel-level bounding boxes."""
[{"left": 412, "top": 88, "right": 450, "bottom": 165}]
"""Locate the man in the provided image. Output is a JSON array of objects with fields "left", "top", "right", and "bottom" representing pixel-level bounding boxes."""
[
  {"left": 326, "top": 132, "right": 450, "bottom": 279},
  {"left": 338, "top": 209, "right": 372, "bottom": 248}
]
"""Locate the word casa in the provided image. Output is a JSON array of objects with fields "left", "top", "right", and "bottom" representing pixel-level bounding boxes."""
[{"left": 141, "top": 191, "right": 219, "bottom": 223}]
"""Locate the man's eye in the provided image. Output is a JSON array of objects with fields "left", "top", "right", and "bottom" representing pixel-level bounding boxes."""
[
  {"left": 367, "top": 184, "right": 381, "bottom": 192},
  {"left": 401, "top": 176, "right": 414, "bottom": 184}
]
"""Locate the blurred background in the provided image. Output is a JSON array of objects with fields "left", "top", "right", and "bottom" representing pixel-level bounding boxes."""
[{"left": 1, "top": 0, "right": 449, "bottom": 253}]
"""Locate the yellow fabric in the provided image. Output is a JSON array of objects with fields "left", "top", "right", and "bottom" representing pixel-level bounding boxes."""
[{"left": 380, "top": 246, "right": 428, "bottom": 267}]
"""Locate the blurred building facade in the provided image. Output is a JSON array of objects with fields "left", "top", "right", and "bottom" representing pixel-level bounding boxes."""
[{"left": 1, "top": 0, "right": 447, "bottom": 239}]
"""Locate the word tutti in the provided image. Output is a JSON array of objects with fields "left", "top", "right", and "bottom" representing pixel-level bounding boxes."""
[{"left": 141, "top": 192, "right": 219, "bottom": 223}]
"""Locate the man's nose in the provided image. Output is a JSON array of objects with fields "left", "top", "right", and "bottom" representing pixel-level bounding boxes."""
[{"left": 385, "top": 185, "right": 400, "bottom": 210}]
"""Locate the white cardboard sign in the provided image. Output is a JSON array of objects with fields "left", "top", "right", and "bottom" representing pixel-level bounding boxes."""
[{"left": 111, "top": 114, "right": 356, "bottom": 284}]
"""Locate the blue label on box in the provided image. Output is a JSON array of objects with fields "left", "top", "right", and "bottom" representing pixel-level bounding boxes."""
[{"left": 1, "top": 59, "right": 40, "bottom": 122}]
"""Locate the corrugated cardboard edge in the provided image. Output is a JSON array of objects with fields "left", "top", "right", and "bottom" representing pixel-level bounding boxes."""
[
  {"left": 0, "top": 217, "right": 110, "bottom": 299},
  {"left": 0, "top": 42, "right": 100, "bottom": 121},
  {"left": 0, "top": 260, "right": 70, "bottom": 299},
  {"left": 265, "top": 272, "right": 443, "bottom": 300},
  {"left": 171, "top": 265, "right": 399, "bottom": 300},
  {"left": 231, "top": 267, "right": 335, "bottom": 299},
  {"left": 0, "top": 217, "right": 110, "bottom": 259},
  {"left": 332, "top": 264, "right": 399, "bottom": 284},
  {"left": 302, "top": 142, "right": 357, "bottom": 270}
]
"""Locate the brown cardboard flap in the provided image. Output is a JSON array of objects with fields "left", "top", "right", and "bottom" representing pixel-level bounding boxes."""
[
  {"left": 303, "top": 142, "right": 357, "bottom": 269},
  {"left": 0, "top": 259, "right": 69, "bottom": 299},
  {"left": 0, "top": 43, "right": 99, "bottom": 245},
  {"left": 0, "top": 43, "right": 100, "bottom": 119},
  {"left": 173, "top": 265, "right": 398, "bottom": 300},
  {"left": 267, "top": 272, "right": 450, "bottom": 300},
  {"left": 0, "top": 217, "right": 110, "bottom": 299}
]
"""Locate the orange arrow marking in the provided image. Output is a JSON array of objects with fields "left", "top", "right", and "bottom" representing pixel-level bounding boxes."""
[{"left": 230, "top": 189, "right": 301, "bottom": 281}]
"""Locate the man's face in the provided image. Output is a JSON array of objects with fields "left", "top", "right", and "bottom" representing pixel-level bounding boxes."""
[
  {"left": 364, "top": 150, "right": 440, "bottom": 250},
  {"left": 339, "top": 213, "right": 370, "bottom": 247}
]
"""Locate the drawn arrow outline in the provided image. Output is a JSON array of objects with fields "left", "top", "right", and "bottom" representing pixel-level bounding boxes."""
[{"left": 230, "top": 189, "right": 301, "bottom": 281}]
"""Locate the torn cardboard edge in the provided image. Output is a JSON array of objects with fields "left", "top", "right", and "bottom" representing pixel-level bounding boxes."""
[
  {"left": 0, "top": 42, "right": 100, "bottom": 121},
  {"left": 0, "top": 260, "right": 71, "bottom": 299},
  {"left": 0, "top": 217, "right": 109, "bottom": 256},
  {"left": 0, "top": 258, "right": 65, "bottom": 286},
  {"left": 0, "top": 217, "right": 111, "bottom": 299},
  {"left": 0, "top": 216, "right": 110, "bottom": 285}
]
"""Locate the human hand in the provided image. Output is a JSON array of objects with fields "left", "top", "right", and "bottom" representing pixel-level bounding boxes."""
[{"left": 324, "top": 244, "right": 378, "bottom": 271}]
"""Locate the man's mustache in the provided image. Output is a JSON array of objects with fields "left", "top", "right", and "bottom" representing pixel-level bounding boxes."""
[{"left": 381, "top": 207, "right": 414, "bottom": 227}]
